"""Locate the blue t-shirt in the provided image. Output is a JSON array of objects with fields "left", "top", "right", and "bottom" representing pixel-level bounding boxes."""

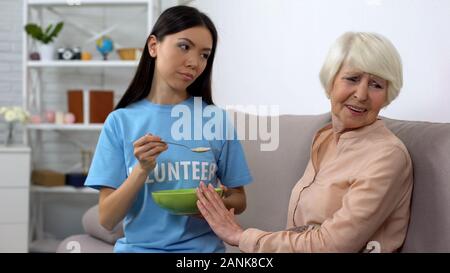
[{"left": 84, "top": 96, "right": 253, "bottom": 253}]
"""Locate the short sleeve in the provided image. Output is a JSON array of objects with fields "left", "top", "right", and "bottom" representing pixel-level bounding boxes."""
[
  {"left": 216, "top": 112, "right": 253, "bottom": 188},
  {"left": 84, "top": 112, "right": 127, "bottom": 190}
]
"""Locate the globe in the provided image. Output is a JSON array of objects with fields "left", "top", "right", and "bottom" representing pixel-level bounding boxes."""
[{"left": 96, "top": 36, "right": 114, "bottom": 60}]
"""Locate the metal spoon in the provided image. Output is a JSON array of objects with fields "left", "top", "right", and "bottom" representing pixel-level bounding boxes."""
[{"left": 160, "top": 141, "right": 211, "bottom": 153}]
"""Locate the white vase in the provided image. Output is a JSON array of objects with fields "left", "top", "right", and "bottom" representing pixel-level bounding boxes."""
[{"left": 38, "top": 43, "right": 55, "bottom": 61}]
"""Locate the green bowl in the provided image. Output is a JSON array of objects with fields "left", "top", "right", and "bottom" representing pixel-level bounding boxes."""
[{"left": 152, "top": 188, "right": 223, "bottom": 215}]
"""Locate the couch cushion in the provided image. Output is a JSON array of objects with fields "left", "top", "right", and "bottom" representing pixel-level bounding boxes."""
[
  {"left": 382, "top": 117, "right": 450, "bottom": 252},
  {"left": 82, "top": 205, "right": 124, "bottom": 244},
  {"left": 238, "top": 113, "right": 331, "bottom": 231},
  {"left": 56, "top": 234, "right": 114, "bottom": 253}
]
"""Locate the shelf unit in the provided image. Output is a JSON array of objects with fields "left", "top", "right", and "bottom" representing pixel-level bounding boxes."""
[
  {"left": 31, "top": 185, "right": 98, "bottom": 194},
  {"left": 27, "top": 123, "right": 103, "bottom": 131},
  {"left": 22, "top": 0, "right": 156, "bottom": 159},
  {"left": 28, "top": 60, "right": 139, "bottom": 67},
  {"left": 22, "top": 0, "right": 158, "bottom": 115},
  {"left": 22, "top": 0, "right": 159, "bottom": 253}
]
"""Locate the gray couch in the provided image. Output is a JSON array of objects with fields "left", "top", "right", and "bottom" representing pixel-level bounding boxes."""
[{"left": 57, "top": 113, "right": 450, "bottom": 253}]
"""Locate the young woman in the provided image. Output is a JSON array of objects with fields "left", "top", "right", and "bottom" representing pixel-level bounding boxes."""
[{"left": 85, "top": 6, "right": 252, "bottom": 253}]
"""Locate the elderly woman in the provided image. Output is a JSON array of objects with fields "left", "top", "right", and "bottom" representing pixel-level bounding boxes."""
[{"left": 196, "top": 32, "right": 413, "bottom": 253}]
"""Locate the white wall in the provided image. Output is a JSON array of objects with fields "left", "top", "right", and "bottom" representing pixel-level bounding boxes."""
[
  {"left": 0, "top": 0, "right": 23, "bottom": 141},
  {"left": 191, "top": 0, "right": 450, "bottom": 122},
  {"left": 0, "top": 1, "right": 22, "bottom": 106}
]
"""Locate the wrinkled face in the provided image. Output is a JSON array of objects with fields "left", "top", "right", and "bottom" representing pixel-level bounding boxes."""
[
  {"left": 329, "top": 63, "right": 388, "bottom": 132},
  {"left": 148, "top": 26, "right": 213, "bottom": 92}
]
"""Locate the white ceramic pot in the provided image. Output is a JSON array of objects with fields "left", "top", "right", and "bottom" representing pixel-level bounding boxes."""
[{"left": 38, "top": 43, "right": 55, "bottom": 61}]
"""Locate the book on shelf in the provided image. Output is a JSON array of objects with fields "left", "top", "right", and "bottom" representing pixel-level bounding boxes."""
[{"left": 67, "top": 89, "right": 114, "bottom": 124}]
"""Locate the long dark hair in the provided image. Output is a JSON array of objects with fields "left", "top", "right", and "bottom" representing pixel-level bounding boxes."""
[{"left": 115, "top": 5, "right": 218, "bottom": 110}]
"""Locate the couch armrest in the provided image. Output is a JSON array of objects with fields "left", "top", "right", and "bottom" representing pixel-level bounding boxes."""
[{"left": 82, "top": 205, "right": 124, "bottom": 244}]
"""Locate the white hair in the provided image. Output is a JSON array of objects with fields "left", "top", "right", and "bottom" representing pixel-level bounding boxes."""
[{"left": 319, "top": 32, "right": 403, "bottom": 106}]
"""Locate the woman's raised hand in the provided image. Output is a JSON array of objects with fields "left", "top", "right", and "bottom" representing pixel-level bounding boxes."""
[{"left": 196, "top": 181, "right": 244, "bottom": 246}]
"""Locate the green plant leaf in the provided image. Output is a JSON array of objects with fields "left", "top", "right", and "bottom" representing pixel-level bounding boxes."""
[
  {"left": 24, "top": 23, "right": 44, "bottom": 42},
  {"left": 46, "top": 22, "right": 64, "bottom": 44},
  {"left": 24, "top": 21, "right": 64, "bottom": 44},
  {"left": 44, "top": 24, "right": 53, "bottom": 35}
]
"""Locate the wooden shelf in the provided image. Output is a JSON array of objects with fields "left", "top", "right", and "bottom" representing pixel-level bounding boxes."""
[
  {"left": 31, "top": 185, "right": 98, "bottom": 194},
  {"left": 27, "top": 124, "right": 103, "bottom": 131},
  {"left": 28, "top": 60, "right": 139, "bottom": 68}
]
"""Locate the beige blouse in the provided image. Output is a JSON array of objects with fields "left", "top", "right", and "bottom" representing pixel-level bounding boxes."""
[{"left": 239, "top": 120, "right": 413, "bottom": 253}]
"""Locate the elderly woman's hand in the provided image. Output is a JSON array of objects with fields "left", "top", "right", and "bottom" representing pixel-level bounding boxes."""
[{"left": 196, "top": 181, "right": 244, "bottom": 246}]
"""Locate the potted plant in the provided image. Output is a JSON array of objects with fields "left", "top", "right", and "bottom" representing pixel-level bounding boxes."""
[{"left": 24, "top": 22, "right": 64, "bottom": 61}]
